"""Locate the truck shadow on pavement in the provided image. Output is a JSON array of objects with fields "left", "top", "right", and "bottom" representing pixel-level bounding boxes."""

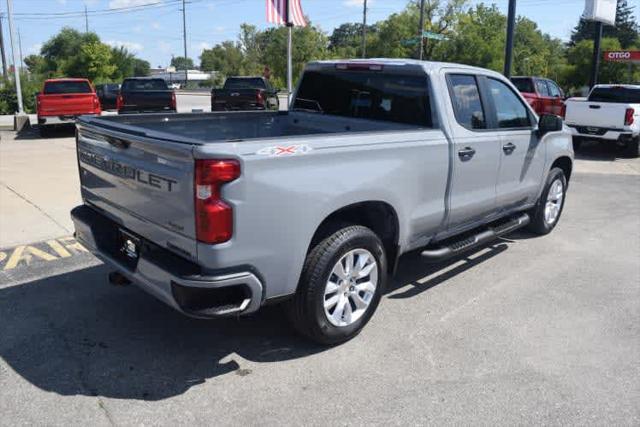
[
  {"left": 574, "top": 140, "right": 632, "bottom": 161},
  {"left": 0, "top": 239, "right": 516, "bottom": 401},
  {"left": 15, "top": 125, "right": 75, "bottom": 140}
]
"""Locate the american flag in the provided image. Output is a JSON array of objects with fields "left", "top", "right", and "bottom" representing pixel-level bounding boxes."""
[{"left": 266, "top": 0, "right": 307, "bottom": 27}]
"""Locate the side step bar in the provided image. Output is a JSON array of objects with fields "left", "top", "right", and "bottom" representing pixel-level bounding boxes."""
[{"left": 421, "top": 213, "right": 530, "bottom": 261}]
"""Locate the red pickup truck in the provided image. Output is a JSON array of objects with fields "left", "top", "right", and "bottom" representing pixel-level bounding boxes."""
[
  {"left": 510, "top": 76, "right": 565, "bottom": 117},
  {"left": 37, "top": 78, "right": 101, "bottom": 136}
]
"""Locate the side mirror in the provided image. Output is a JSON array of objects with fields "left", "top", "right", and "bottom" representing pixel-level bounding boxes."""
[{"left": 538, "top": 113, "right": 563, "bottom": 137}]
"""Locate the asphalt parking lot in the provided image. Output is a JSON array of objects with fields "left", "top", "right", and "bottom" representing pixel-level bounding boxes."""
[{"left": 0, "top": 129, "right": 639, "bottom": 425}]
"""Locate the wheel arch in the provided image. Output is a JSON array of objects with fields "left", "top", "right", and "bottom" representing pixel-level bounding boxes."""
[
  {"left": 551, "top": 156, "right": 573, "bottom": 183},
  {"left": 307, "top": 201, "right": 400, "bottom": 274}
]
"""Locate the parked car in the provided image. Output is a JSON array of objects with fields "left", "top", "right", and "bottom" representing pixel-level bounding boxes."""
[
  {"left": 36, "top": 78, "right": 101, "bottom": 137},
  {"left": 72, "top": 59, "right": 573, "bottom": 345},
  {"left": 117, "top": 77, "right": 176, "bottom": 114},
  {"left": 95, "top": 83, "right": 120, "bottom": 110},
  {"left": 564, "top": 84, "right": 640, "bottom": 157},
  {"left": 211, "top": 76, "right": 279, "bottom": 111},
  {"left": 510, "top": 76, "right": 565, "bottom": 117}
]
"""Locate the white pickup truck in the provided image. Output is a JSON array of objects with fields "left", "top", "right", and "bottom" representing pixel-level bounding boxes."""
[{"left": 564, "top": 84, "right": 640, "bottom": 157}]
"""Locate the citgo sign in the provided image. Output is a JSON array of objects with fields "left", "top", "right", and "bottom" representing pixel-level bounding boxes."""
[{"left": 603, "top": 51, "right": 640, "bottom": 63}]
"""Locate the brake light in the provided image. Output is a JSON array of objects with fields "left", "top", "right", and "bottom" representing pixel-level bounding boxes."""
[
  {"left": 335, "top": 62, "right": 384, "bottom": 71},
  {"left": 116, "top": 94, "right": 124, "bottom": 110},
  {"left": 560, "top": 102, "right": 567, "bottom": 118},
  {"left": 170, "top": 91, "right": 177, "bottom": 110},
  {"left": 624, "top": 108, "right": 634, "bottom": 126},
  {"left": 93, "top": 95, "right": 101, "bottom": 112},
  {"left": 256, "top": 90, "right": 264, "bottom": 105},
  {"left": 194, "top": 159, "right": 241, "bottom": 244}
]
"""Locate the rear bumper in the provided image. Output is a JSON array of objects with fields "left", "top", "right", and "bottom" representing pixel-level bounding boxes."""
[
  {"left": 71, "top": 205, "right": 264, "bottom": 318},
  {"left": 118, "top": 107, "right": 177, "bottom": 114},
  {"left": 38, "top": 113, "right": 99, "bottom": 126},
  {"left": 567, "top": 124, "right": 637, "bottom": 142}
]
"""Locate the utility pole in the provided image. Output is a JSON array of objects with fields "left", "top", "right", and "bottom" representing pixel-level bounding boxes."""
[
  {"left": 589, "top": 21, "right": 603, "bottom": 88},
  {"left": 503, "top": 0, "right": 516, "bottom": 77},
  {"left": 0, "top": 13, "right": 8, "bottom": 79},
  {"left": 84, "top": 5, "right": 88, "bottom": 32},
  {"left": 417, "top": 0, "right": 425, "bottom": 60},
  {"left": 17, "top": 26, "right": 22, "bottom": 72},
  {"left": 6, "top": 0, "right": 23, "bottom": 114},
  {"left": 286, "top": 0, "right": 292, "bottom": 106},
  {"left": 361, "top": 0, "right": 367, "bottom": 58},
  {"left": 181, "top": 0, "right": 188, "bottom": 85}
]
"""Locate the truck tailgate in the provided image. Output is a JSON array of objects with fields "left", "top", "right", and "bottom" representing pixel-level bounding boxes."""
[
  {"left": 39, "top": 93, "right": 96, "bottom": 116},
  {"left": 121, "top": 90, "right": 174, "bottom": 111},
  {"left": 565, "top": 101, "right": 628, "bottom": 129},
  {"left": 76, "top": 122, "right": 197, "bottom": 258}
]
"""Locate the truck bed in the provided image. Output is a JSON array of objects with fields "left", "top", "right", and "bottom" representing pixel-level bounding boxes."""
[{"left": 78, "top": 110, "right": 420, "bottom": 144}]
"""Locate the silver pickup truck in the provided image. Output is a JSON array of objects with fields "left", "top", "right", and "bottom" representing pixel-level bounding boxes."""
[{"left": 71, "top": 59, "right": 573, "bottom": 344}]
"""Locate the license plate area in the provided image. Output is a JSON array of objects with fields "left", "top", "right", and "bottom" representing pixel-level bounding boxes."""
[{"left": 117, "top": 228, "right": 141, "bottom": 270}]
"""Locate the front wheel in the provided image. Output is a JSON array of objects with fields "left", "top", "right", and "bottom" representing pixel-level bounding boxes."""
[
  {"left": 527, "top": 167, "right": 568, "bottom": 235},
  {"left": 286, "top": 225, "right": 387, "bottom": 345}
]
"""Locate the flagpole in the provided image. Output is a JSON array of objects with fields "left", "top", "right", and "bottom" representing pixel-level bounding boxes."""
[{"left": 286, "top": 0, "right": 293, "bottom": 108}]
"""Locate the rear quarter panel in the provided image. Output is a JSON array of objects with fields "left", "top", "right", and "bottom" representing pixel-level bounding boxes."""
[{"left": 194, "top": 128, "right": 450, "bottom": 299}]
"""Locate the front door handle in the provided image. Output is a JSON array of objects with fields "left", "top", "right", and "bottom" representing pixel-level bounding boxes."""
[
  {"left": 458, "top": 147, "right": 476, "bottom": 160},
  {"left": 502, "top": 142, "right": 516, "bottom": 154}
]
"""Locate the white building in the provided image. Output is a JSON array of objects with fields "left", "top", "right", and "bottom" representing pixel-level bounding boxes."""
[{"left": 150, "top": 68, "right": 215, "bottom": 84}]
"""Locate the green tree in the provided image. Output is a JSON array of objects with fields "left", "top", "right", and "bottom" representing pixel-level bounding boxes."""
[
  {"left": 570, "top": 0, "right": 639, "bottom": 48},
  {"left": 200, "top": 41, "right": 244, "bottom": 76},
  {"left": 367, "top": 0, "right": 467, "bottom": 59},
  {"left": 171, "top": 56, "right": 195, "bottom": 70},
  {"left": 23, "top": 54, "right": 46, "bottom": 75},
  {"left": 70, "top": 41, "right": 117, "bottom": 83},
  {"left": 435, "top": 4, "right": 567, "bottom": 81},
  {"left": 565, "top": 38, "right": 640, "bottom": 87},
  {"left": 328, "top": 23, "right": 376, "bottom": 57},
  {"left": 110, "top": 46, "right": 135, "bottom": 80},
  {"left": 40, "top": 27, "right": 100, "bottom": 76},
  {"left": 133, "top": 59, "right": 150, "bottom": 76}
]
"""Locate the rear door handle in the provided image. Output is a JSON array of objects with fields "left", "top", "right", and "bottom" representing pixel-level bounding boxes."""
[
  {"left": 458, "top": 147, "right": 476, "bottom": 160},
  {"left": 502, "top": 142, "right": 516, "bottom": 154}
]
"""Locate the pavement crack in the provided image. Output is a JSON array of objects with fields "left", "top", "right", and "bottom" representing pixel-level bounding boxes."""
[{"left": 0, "top": 182, "right": 71, "bottom": 233}]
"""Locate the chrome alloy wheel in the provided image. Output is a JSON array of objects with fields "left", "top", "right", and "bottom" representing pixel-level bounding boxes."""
[
  {"left": 544, "top": 179, "right": 564, "bottom": 225},
  {"left": 323, "top": 248, "right": 378, "bottom": 327}
]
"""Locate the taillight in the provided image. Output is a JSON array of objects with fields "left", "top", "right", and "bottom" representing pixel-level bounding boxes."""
[
  {"left": 116, "top": 94, "right": 124, "bottom": 110},
  {"left": 194, "top": 159, "right": 241, "bottom": 244},
  {"left": 256, "top": 90, "right": 264, "bottom": 105},
  {"left": 170, "top": 91, "right": 177, "bottom": 110},
  {"left": 624, "top": 108, "right": 634, "bottom": 126},
  {"left": 93, "top": 95, "right": 101, "bottom": 112},
  {"left": 560, "top": 102, "right": 567, "bottom": 118}
]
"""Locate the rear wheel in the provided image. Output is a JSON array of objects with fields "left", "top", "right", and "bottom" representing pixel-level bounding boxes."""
[
  {"left": 623, "top": 137, "right": 639, "bottom": 158},
  {"left": 527, "top": 167, "right": 567, "bottom": 235},
  {"left": 572, "top": 136, "right": 583, "bottom": 151},
  {"left": 286, "top": 225, "right": 386, "bottom": 345}
]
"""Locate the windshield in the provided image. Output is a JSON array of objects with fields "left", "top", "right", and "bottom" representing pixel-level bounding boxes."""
[
  {"left": 293, "top": 70, "right": 432, "bottom": 127},
  {"left": 224, "top": 78, "right": 266, "bottom": 90},
  {"left": 510, "top": 78, "right": 534, "bottom": 93},
  {"left": 43, "top": 81, "right": 92, "bottom": 94},
  {"left": 589, "top": 86, "right": 640, "bottom": 103},
  {"left": 122, "top": 79, "right": 168, "bottom": 91}
]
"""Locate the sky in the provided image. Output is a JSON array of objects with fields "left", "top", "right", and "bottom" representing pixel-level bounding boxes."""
[{"left": 5, "top": 0, "right": 591, "bottom": 68}]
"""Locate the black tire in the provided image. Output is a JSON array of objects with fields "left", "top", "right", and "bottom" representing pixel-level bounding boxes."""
[
  {"left": 623, "top": 137, "right": 639, "bottom": 158},
  {"left": 286, "top": 225, "right": 387, "bottom": 345},
  {"left": 527, "top": 167, "right": 568, "bottom": 235},
  {"left": 572, "top": 136, "right": 582, "bottom": 151}
]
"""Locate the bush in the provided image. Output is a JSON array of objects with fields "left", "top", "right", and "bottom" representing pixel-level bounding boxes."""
[{"left": 0, "top": 76, "right": 42, "bottom": 114}]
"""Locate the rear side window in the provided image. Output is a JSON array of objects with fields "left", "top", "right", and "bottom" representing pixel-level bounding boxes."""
[
  {"left": 224, "top": 78, "right": 266, "bottom": 90},
  {"left": 43, "top": 81, "right": 92, "bottom": 94},
  {"left": 448, "top": 74, "right": 486, "bottom": 130},
  {"left": 511, "top": 78, "right": 534, "bottom": 93},
  {"left": 122, "top": 79, "right": 168, "bottom": 91},
  {"left": 589, "top": 86, "right": 640, "bottom": 103},
  {"left": 546, "top": 80, "right": 562, "bottom": 98},
  {"left": 535, "top": 79, "right": 550, "bottom": 96},
  {"left": 293, "top": 70, "right": 432, "bottom": 127},
  {"left": 487, "top": 78, "right": 531, "bottom": 129}
]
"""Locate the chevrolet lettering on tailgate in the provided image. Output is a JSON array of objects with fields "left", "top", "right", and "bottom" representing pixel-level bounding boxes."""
[{"left": 79, "top": 149, "right": 178, "bottom": 192}]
